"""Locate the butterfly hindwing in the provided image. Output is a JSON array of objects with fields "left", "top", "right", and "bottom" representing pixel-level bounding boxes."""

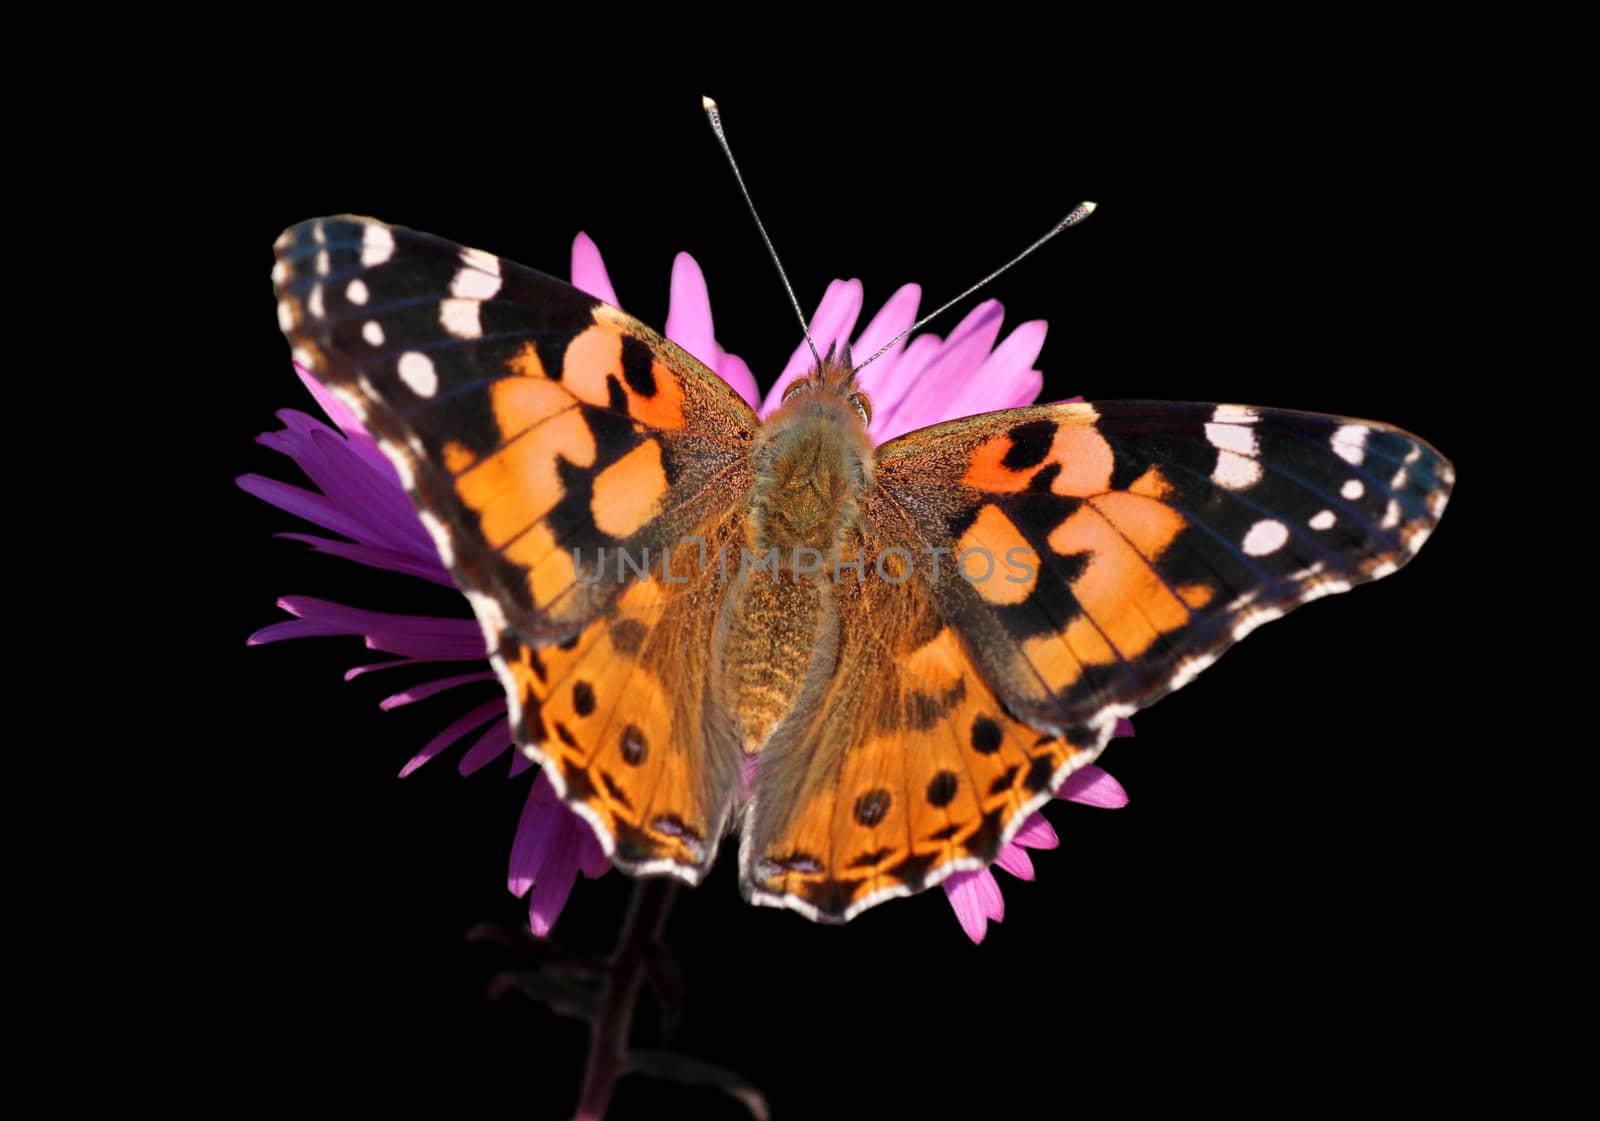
[
  {"left": 274, "top": 216, "right": 758, "bottom": 881},
  {"left": 875, "top": 400, "right": 1454, "bottom": 736},
  {"left": 740, "top": 510, "right": 1103, "bottom": 922}
]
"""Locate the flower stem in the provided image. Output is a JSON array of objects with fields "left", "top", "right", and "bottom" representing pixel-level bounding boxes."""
[{"left": 572, "top": 877, "right": 679, "bottom": 1121}]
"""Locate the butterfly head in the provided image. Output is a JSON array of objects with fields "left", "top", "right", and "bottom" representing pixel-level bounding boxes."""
[
  {"left": 750, "top": 344, "right": 876, "bottom": 559},
  {"left": 775, "top": 343, "right": 872, "bottom": 430}
]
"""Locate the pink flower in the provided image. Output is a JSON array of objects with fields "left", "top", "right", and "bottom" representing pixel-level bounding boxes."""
[{"left": 244, "top": 232, "right": 1128, "bottom": 939}]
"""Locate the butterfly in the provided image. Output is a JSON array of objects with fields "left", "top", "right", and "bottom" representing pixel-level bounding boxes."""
[{"left": 271, "top": 215, "right": 1453, "bottom": 924}]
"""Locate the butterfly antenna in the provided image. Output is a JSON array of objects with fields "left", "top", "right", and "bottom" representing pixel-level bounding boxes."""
[
  {"left": 702, "top": 96, "right": 822, "bottom": 371},
  {"left": 852, "top": 202, "right": 1099, "bottom": 376}
]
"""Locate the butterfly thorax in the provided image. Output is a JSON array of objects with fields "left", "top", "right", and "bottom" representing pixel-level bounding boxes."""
[
  {"left": 746, "top": 359, "right": 875, "bottom": 565},
  {"left": 715, "top": 360, "right": 875, "bottom": 756}
]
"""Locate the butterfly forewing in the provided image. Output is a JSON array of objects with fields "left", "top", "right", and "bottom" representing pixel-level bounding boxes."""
[
  {"left": 874, "top": 400, "right": 1453, "bottom": 736},
  {"left": 273, "top": 216, "right": 759, "bottom": 883}
]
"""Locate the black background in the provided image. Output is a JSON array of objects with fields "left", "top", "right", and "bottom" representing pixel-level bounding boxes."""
[{"left": 190, "top": 71, "right": 1497, "bottom": 1117}]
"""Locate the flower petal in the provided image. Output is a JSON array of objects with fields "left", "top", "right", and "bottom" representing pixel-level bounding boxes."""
[
  {"left": 851, "top": 283, "right": 922, "bottom": 393},
  {"left": 875, "top": 300, "right": 1004, "bottom": 436},
  {"left": 942, "top": 319, "right": 1048, "bottom": 419},
  {"left": 569, "top": 232, "right": 620, "bottom": 306},
  {"left": 763, "top": 279, "right": 865, "bottom": 411},
  {"left": 665, "top": 252, "right": 720, "bottom": 368},
  {"left": 508, "top": 773, "right": 563, "bottom": 896},
  {"left": 295, "top": 363, "right": 373, "bottom": 448},
  {"left": 458, "top": 715, "right": 514, "bottom": 776},
  {"left": 508, "top": 746, "right": 535, "bottom": 777},
  {"left": 274, "top": 534, "right": 453, "bottom": 586},
  {"left": 1011, "top": 813, "right": 1059, "bottom": 850},
  {"left": 943, "top": 868, "right": 1005, "bottom": 944},
  {"left": 577, "top": 826, "right": 610, "bottom": 878},
  {"left": 398, "top": 698, "right": 505, "bottom": 778},
  {"left": 527, "top": 821, "right": 583, "bottom": 936},
  {"left": 1058, "top": 764, "right": 1129, "bottom": 809},
  {"left": 994, "top": 843, "right": 1035, "bottom": 881},
  {"left": 379, "top": 671, "right": 497, "bottom": 711},
  {"left": 715, "top": 352, "right": 761, "bottom": 411}
]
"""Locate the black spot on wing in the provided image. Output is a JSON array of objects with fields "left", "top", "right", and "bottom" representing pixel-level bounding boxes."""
[
  {"left": 1001, "top": 419, "right": 1056, "bottom": 470},
  {"left": 853, "top": 789, "right": 892, "bottom": 827},
  {"left": 926, "top": 771, "right": 960, "bottom": 807},
  {"left": 971, "top": 715, "right": 1003, "bottom": 755},
  {"left": 988, "top": 766, "right": 1020, "bottom": 796},
  {"left": 620, "top": 335, "right": 658, "bottom": 397}
]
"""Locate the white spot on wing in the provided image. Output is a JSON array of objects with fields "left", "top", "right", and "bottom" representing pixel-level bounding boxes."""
[
  {"left": 1381, "top": 500, "right": 1401, "bottom": 529},
  {"left": 271, "top": 259, "right": 288, "bottom": 285},
  {"left": 362, "top": 320, "right": 385, "bottom": 346},
  {"left": 1341, "top": 478, "right": 1364, "bottom": 500},
  {"left": 1206, "top": 422, "right": 1257, "bottom": 456},
  {"left": 1332, "top": 424, "right": 1368, "bottom": 465},
  {"left": 346, "top": 279, "right": 369, "bottom": 306},
  {"left": 1309, "top": 510, "right": 1336, "bottom": 530},
  {"left": 277, "top": 300, "right": 295, "bottom": 332},
  {"left": 1243, "top": 519, "right": 1289, "bottom": 556},
  {"left": 315, "top": 250, "right": 330, "bottom": 277},
  {"left": 307, "top": 284, "right": 325, "bottom": 318},
  {"left": 451, "top": 262, "right": 501, "bottom": 300},
  {"left": 1213, "top": 404, "right": 1259, "bottom": 424},
  {"left": 1213, "top": 451, "right": 1262, "bottom": 490},
  {"left": 398, "top": 351, "right": 438, "bottom": 397},
  {"left": 440, "top": 298, "right": 483, "bottom": 339},
  {"left": 361, "top": 224, "right": 395, "bottom": 266},
  {"left": 460, "top": 246, "right": 501, "bottom": 277}
]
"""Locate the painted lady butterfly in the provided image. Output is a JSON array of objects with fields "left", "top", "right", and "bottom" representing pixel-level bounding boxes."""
[{"left": 271, "top": 214, "right": 1452, "bottom": 925}]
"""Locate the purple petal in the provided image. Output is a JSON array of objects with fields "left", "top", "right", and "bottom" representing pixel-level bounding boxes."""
[
  {"left": 850, "top": 283, "right": 922, "bottom": 397},
  {"left": 398, "top": 699, "right": 505, "bottom": 778},
  {"left": 763, "top": 279, "right": 865, "bottom": 412},
  {"left": 508, "top": 746, "right": 535, "bottom": 777},
  {"left": 458, "top": 716, "right": 514, "bottom": 776},
  {"left": 1058, "top": 765, "right": 1129, "bottom": 809},
  {"left": 867, "top": 333, "right": 943, "bottom": 442},
  {"left": 237, "top": 475, "right": 380, "bottom": 546},
  {"left": 665, "top": 252, "right": 720, "bottom": 368},
  {"left": 570, "top": 232, "right": 620, "bottom": 306},
  {"left": 1012, "top": 813, "right": 1059, "bottom": 850},
  {"left": 942, "top": 319, "right": 1048, "bottom": 419},
  {"left": 274, "top": 597, "right": 485, "bottom": 656},
  {"left": 527, "top": 820, "right": 582, "bottom": 936},
  {"left": 577, "top": 826, "right": 610, "bottom": 878},
  {"left": 275, "top": 533, "right": 453, "bottom": 587},
  {"left": 379, "top": 671, "right": 497, "bottom": 711},
  {"left": 295, "top": 363, "right": 371, "bottom": 446},
  {"left": 343, "top": 657, "right": 444, "bottom": 681},
  {"left": 994, "top": 843, "right": 1035, "bottom": 881},
  {"left": 1114, "top": 718, "right": 1135, "bottom": 738},
  {"left": 246, "top": 617, "right": 347, "bottom": 646},
  {"left": 943, "top": 868, "right": 1005, "bottom": 944},
  {"left": 715, "top": 352, "right": 761, "bottom": 411},
  {"left": 508, "top": 773, "right": 563, "bottom": 896},
  {"left": 875, "top": 301, "right": 1004, "bottom": 436}
]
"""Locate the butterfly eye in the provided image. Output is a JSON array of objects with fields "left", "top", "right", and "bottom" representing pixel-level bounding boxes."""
[
  {"left": 782, "top": 379, "right": 811, "bottom": 402},
  {"left": 848, "top": 392, "right": 872, "bottom": 426}
]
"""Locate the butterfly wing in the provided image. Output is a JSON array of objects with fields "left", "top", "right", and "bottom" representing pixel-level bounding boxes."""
[
  {"left": 273, "top": 216, "right": 758, "bottom": 881},
  {"left": 740, "top": 508, "right": 1103, "bottom": 923},
  {"left": 742, "top": 400, "right": 1452, "bottom": 921}
]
